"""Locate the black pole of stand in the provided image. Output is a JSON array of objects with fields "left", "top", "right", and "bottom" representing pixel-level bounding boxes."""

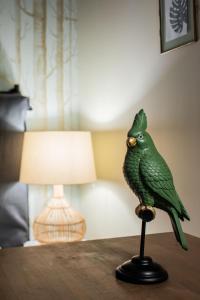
[
  {"left": 139, "top": 221, "right": 146, "bottom": 259},
  {"left": 116, "top": 217, "right": 168, "bottom": 284}
]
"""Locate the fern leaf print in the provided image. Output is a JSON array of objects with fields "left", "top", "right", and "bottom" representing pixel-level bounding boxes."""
[{"left": 169, "top": 0, "right": 188, "bottom": 33}]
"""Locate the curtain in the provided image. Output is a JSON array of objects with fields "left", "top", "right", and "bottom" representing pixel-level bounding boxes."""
[{"left": 0, "top": 0, "right": 79, "bottom": 241}]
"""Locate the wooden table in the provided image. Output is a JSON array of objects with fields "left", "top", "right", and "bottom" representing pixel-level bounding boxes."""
[{"left": 0, "top": 233, "right": 199, "bottom": 300}]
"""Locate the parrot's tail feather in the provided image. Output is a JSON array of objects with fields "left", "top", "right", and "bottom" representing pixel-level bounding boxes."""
[
  {"left": 176, "top": 192, "right": 190, "bottom": 221},
  {"left": 169, "top": 207, "right": 188, "bottom": 251},
  {"left": 180, "top": 203, "right": 190, "bottom": 221}
]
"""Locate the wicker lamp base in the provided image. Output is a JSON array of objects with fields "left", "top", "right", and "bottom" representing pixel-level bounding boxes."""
[{"left": 33, "top": 186, "right": 86, "bottom": 243}]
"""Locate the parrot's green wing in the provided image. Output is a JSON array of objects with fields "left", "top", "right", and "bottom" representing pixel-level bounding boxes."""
[{"left": 140, "top": 151, "right": 187, "bottom": 219}]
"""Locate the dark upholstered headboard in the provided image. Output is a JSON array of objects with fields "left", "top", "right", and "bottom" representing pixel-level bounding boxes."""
[{"left": 0, "top": 85, "right": 31, "bottom": 247}]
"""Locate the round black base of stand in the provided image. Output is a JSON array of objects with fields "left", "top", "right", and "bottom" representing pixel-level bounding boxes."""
[{"left": 116, "top": 256, "right": 168, "bottom": 284}]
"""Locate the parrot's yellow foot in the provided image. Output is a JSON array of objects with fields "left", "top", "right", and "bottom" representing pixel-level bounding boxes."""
[{"left": 135, "top": 204, "right": 156, "bottom": 222}]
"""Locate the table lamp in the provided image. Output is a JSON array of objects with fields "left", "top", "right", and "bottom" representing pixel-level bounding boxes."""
[{"left": 20, "top": 131, "right": 96, "bottom": 243}]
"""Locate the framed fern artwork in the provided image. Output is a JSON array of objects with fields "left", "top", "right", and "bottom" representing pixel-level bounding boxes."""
[{"left": 159, "top": 0, "right": 197, "bottom": 53}]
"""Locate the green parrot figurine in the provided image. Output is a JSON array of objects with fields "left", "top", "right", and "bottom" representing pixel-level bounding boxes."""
[{"left": 124, "top": 109, "right": 190, "bottom": 250}]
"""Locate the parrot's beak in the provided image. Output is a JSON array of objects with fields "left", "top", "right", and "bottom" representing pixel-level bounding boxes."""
[{"left": 127, "top": 137, "right": 137, "bottom": 148}]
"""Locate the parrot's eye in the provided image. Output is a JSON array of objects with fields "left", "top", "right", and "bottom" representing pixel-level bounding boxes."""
[{"left": 138, "top": 134, "right": 143, "bottom": 140}]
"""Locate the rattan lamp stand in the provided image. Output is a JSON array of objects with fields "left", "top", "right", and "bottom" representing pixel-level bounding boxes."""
[
  {"left": 33, "top": 185, "right": 86, "bottom": 243},
  {"left": 20, "top": 131, "right": 96, "bottom": 244}
]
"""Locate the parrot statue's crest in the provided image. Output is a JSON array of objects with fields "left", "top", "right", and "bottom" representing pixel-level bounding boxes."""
[{"left": 128, "top": 109, "right": 147, "bottom": 137}]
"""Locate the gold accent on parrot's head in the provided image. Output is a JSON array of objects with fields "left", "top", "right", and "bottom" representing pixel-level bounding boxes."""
[{"left": 127, "top": 137, "right": 137, "bottom": 148}]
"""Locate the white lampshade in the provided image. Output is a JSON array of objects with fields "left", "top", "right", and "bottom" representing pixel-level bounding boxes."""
[{"left": 20, "top": 131, "right": 96, "bottom": 185}]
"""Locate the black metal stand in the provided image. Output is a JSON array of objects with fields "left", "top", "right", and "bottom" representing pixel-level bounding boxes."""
[
  {"left": 116, "top": 220, "right": 168, "bottom": 284},
  {"left": 140, "top": 220, "right": 146, "bottom": 258}
]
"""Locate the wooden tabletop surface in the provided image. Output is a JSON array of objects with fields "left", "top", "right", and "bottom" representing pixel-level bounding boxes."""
[{"left": 0, "top": 232, "right": 199, "bottom": 300}]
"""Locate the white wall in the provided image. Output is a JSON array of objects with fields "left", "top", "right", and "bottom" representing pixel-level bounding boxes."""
[{"left": 78, "top": 0, "right": 200, "bottom": 239}]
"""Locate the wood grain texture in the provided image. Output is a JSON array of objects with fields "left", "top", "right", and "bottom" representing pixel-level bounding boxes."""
[{"left": 0, "top": 233, "right": 199, "bottom": 300}]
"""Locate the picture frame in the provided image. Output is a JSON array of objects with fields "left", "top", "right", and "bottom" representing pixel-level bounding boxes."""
[{"left": 159, "top": 0, "right": 197, "bottom": 53}]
